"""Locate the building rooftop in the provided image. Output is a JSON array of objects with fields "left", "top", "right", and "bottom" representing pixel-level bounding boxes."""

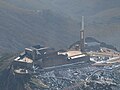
[
  {"left": 14, "top": 68, "right": 28, "bottom": 74},
  {"left": 66, "top": 51, "right": 82, "bottom": 57},
  {"left": 14, "top": 57, "right": 33, "bottom": 63}
]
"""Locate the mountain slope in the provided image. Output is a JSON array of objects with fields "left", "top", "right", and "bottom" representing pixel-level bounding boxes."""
[
  {"left": 4, "top": 0, "right": 120, "bottom": 18},
  {"left": 0, "top": 1, "right": 80, "bottom": 54},
  {"left": 3, "top": 0, "right": 120, "bottom": 50},
  {"left": 0, "top": 0, "right": 120, "bottom": 54},
  {"left": 85, "top": 7, "right": 120, "bottom": 50}
]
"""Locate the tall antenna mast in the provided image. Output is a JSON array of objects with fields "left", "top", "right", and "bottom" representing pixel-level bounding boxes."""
[
  {"left": 82, "top": 16, "right": 84, "bottom": 30},
  {"left": 80, "top": 16, "right": 85, "bottom": 52}
]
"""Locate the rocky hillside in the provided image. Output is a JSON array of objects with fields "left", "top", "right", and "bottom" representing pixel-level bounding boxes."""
[{"left": 0, "top": 36, "right": 119, "bottom": 90}]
